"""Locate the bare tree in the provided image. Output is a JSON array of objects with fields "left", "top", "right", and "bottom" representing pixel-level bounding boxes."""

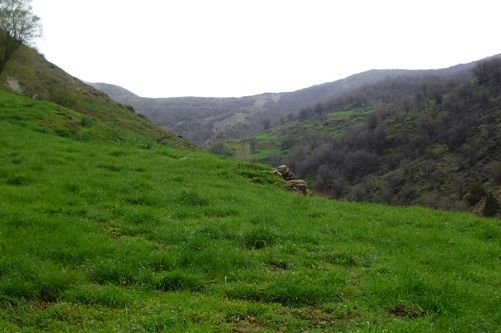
[{"left": 0, "top": 0, "right": 41, "bottom": 74}]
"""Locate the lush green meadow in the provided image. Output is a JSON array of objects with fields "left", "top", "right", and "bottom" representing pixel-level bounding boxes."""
[{"left": 0, "top": 90, "right": 500, "bottom": 332}]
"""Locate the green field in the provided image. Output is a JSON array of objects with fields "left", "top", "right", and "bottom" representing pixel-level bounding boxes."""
[{"left": 1, "top": 90, "right": 500, "bottom": 332}]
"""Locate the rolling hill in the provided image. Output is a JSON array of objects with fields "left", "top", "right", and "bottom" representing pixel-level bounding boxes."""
[
  {"left": 0, "top": 45, "right": 192, "bottom": 148},
  {"left": 0, "top": 85, "right": 500, "bottom": 332},
  {"left": 224, "top": 57, "right": 501, "bottom": 215},
  {"left": 0, "top": 43, "right": 499, "bottom": 331},
  {"left": 92, "top": 60, "right": 476, "bottom": 146}
]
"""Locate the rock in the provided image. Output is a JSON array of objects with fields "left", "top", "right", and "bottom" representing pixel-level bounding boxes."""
[
  {"left": 471, "top": 193, "right": 500, "bottom": 217},
  {"left": 277, "top": 165, "right": 288, "bottom": 174},
  {"left": 274, "top": 164, "right": 296, "bottom": 181},
  {"left": 285, "top": 179, "right": 309, "bottom": 195},
  {"left": 272, "top": 165, "right": 308, "bottom": 194}
]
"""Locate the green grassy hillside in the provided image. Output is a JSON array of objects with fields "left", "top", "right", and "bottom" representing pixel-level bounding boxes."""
[
  {"left": 0, "top": 89, "right": 500, "bottom": 332},
  {"left": 0, "top": 46, "right": 192, "bottom": 149}
]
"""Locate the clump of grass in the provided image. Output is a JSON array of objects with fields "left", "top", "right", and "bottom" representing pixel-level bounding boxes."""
[
  {"left": 196, "top": 223, "right": 236, "bottom": 241},
  {"left": 98, "top": 163, "right": 123, "bottom": 172},
  {"left": 123, "top": 209, "right": 160, "bottom": 225},
  {"left": 5, "top": 174, "right": 33, "bottom": 186},
  {"left": 367, "top": 269, "right": 464, "bottom": 316},
  {"left": 90, "top": 260, "right": 139, "bottom": 286},
  {"left": 125, "top": 192, "right": 161, "bottom": 206},
  {"left": 242, "top": 226, "right": 278, "bottom": 249},
  {"left": 264, "top": 274, "right": 338, "bottom": 307},
  {"left": 0, "top": 266, "right": 83, "bottom": 303},
  {"left": 202, "top": 206, "right": 239, "bottom": 218},
  {"left": 178, "top": 189, "right": 210, "bottom": 206},
  {"left": 150, "top": 271, "right": 204, "bottom": 292},
  {"left": 226, "top": 273, "right": 341, "bottom": 307},
  {"left": 224, "top": 284, "right": 263, "bottom": 302},
  {"left": 178, "top": 241, "right": 254, "bottom": 275},
  {"left": 65, "top": 285, "right": 131, "bottom": 308},
  {"left": 79, "top": 116, "right": 95, "bottom": 127},
  {"left": 323, "top": 251, "right": 358, "bottom": 267}
]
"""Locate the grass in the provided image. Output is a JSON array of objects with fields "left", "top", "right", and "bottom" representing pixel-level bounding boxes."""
[
  {"left": 1, "top": 46, "right": 193, "bottom": 149},
  {"left": 0, "top": 89, "right": 500, "bottom": 332}
]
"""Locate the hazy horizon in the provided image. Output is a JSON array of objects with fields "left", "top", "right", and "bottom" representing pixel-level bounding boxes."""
[{"left": 32, "top": 0, "right": 501, "bottom": 98}]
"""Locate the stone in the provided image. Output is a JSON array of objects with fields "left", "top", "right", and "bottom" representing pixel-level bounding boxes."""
[
  {"left": 274, "top": 165, "right": 296, "bottom": 181},
  {"left": 285, "top": 179, "right": 309, "bottom": 195}
]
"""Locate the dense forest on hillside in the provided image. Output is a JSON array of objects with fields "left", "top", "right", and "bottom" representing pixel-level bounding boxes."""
[{"left": 288, "top": 58, "right": 501, "bottom": 214}]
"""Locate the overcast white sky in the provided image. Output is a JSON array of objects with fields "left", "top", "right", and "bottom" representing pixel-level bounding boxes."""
[{"left": 31, "top": 0, "right": 501, "bottom": 98}]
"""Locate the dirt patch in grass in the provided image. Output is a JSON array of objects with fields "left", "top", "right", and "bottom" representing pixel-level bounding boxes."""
[
  {"left": 225, "top": 313, "right": 265, "bottom": 332},
  {"left": 390, "top": 303, "right": 426, "bottom": 319},
  {"left": 291, "top": 305, "right": 359, "bottom": 327}
]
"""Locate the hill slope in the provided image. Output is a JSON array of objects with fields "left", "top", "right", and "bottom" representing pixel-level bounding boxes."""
[
  {"left": 0, "top": 88, "right": 500, "bottom": 332},
  {"left": 221, "top": 103, "right": 377, "bottom": 163},
  {"left": 93, "top": 61, "right": 476, "bottom": 146},
  {"left": 284, "top": 58, "right": 501, "bottom": 213},
  {"left": 0, "top": 46, "right": 193, "bottom": 148}
]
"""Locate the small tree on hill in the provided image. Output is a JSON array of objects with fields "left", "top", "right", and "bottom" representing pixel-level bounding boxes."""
[{"left": 0, "top": 0, "right": 41, "bottom": 75}]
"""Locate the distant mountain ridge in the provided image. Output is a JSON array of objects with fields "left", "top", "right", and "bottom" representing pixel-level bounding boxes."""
[{"left": 92, "top": 59, "right": 481, "bottom": 146}]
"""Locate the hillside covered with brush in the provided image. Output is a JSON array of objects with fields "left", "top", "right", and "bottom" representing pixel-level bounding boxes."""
[
  {"left": 93, "top": 61, "right": 475, "bottom": 146},
  {"left": 0, "top": 79, "right": 500, "bottom": 331},
  {"left": 286, "top": 58, "right": 501, "bottom": 214},
  {"left": 221, "top": 57, "right": 501, "bottom": 215}
]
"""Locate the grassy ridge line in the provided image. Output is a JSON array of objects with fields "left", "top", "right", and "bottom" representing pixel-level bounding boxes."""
[{"left": 0, "top": 90, "right": 500, "bottom": 331}]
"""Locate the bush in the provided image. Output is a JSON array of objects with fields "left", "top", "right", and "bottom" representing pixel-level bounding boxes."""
[
  {"left": 483, "top": 193, "right": 499, "bottom": 217},
  {"left": 209, "top": 141, "right": 233, "bottom": 156},
  {"left": 466, "top": 183, "right": 486, "bottom": 206},
  {"left": 80, "top": 116, "right": 95, "bottom": 127}
]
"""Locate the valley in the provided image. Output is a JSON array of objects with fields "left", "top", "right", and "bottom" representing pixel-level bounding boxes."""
[
  {"left": 0, "top": 3, "right": 499, "bottom": 330},
  {"left": 0, "top": 88, "right": 499, "bottom": 332}
]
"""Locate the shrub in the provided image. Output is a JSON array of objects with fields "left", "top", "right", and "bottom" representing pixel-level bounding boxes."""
[
  {"left": 80, "top": 116, "right": 95, "bottom": 127},
  {"left": 483, "top": 193, "right": 499, "bottom": 217},
  {"left": 466, "top": 183, "right": 486, "bottom": 206}
]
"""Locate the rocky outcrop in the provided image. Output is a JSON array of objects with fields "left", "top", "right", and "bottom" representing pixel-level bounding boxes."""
[
  {"left": 285, "top": 179, "right": 309, "bottom": 195},
  {"left": 273, "top": 165, "right": 309, "bottom": 195},
  {"left": 273, "top": 165, "right": 296, "bottom": 181}
]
